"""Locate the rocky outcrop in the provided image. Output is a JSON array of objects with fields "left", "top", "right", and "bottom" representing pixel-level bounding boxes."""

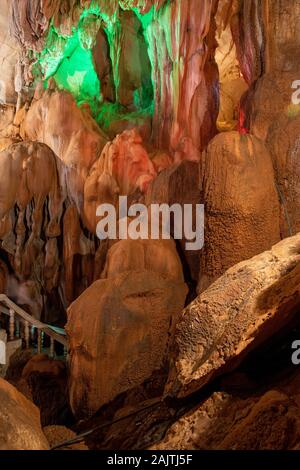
[
  {"left": 198, "top": 131, "right": 281, "bottom": 292},
  {"left": 154, "top": 375, "right": 300, "bottom": 450},
  {"left": 0, "top": 377, "right": 49, "bottom": 449},
  {"left": 67, "top": 270, "right": 187, "bottom": 418},
  {"left": 239, "top": 72, "right": 300, "bottom": 238},
  {"left": 0, "top": 141, "right": 63, "bottom": 317},
  {"left": 83, "top": 129, "right": 156, "bottom": 233},
  {"left": 167, "top": 233, "right": 300, "bottom": 398},
  {"left": 21, "top": 87, "right": 108, "bottom": 205}
]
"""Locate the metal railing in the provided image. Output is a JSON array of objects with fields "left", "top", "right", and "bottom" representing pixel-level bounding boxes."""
[{"left": 0, "top": 294, "right": 67, "bottom": 358}]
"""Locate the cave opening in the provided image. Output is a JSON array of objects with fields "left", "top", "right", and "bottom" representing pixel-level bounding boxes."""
[{"left": 33, "top": 3, "right": 154, "bottom": 138}]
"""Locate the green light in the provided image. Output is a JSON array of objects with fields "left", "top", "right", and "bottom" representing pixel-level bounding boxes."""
[{"left": 32, "top": 3, "right": 154, "bottom": 129}]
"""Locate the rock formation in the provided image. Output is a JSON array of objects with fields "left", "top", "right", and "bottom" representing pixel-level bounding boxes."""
[
  {"left": 198, "top": 131, "right": 281, "bottom": 292},
  {"left": 154, "top": 373, "right": 300, "bottom": 450},
  {"left": 0, "top": 377, "right": 49, "bottom": 450},
  {"left": 167, "top": 234, "right": 300, "bottom": 398},
  {"left": 0, "top": 0, "right": 299, "bottom": 453},
  {"left": 67, "top": 263, "right": 187, "bottom": 418}
]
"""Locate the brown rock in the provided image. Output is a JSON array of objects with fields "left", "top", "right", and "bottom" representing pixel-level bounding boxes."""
[
  {"left": 0, "top": 2, "right": 19, "bottom": 104},
  {"left": 153, "top": 388, "right": 300, "bottom": 450},
  {"left": 43, "top": 425, "right": 88, "bottom": 450},
  {"left": 148, "top": 0, "right": 219, "bottom": 156},
  {"left": 83, "top": 129, "right": 156, "bottom": 233},
  {"left": 101, "top": 238, "right": 184, "bottom": 282},
  {"left": 22, "top": 355, "right": 65, "bottom": 380},
  {"left": 63, "top": 205, "right": 94, "bottom": 303},
  {"left": 248, "top": 72, "right": 300, "bottom": 141},
  {"left": 166, "top": 233, "right": 300, "bottom": 398},
  {"left": 66, "top": 271, "right": 187, "bottom": 418},
  {"left": 199, "top": 131, "right": 280, "bottom": 292},
  {"left": 0, "top": 377, "right": 49, "bottom": 450},
  {"left": 21, "top": 89, "right": 108, "bottom": 205},
  {"left": 265, "top": 115, "right": 300, "bottom": 238},
  {"left": 146, "top": 161, "right": 201, "bottom": 283},
  {"left": 22, "top": 355, "right": 72, "bottom": 427}
]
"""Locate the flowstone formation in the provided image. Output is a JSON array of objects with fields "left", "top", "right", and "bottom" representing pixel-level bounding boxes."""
[{"left": 0, "top": 0, "right": 299, "bottom": 452}]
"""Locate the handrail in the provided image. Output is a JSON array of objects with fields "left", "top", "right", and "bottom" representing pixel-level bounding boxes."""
[{"left": 0, "top": 294, "right": 67, "bottom": 348}]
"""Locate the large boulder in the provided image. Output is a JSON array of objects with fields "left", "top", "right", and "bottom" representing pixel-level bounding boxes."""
[
  {"left": 166, "top": 233, "right": 300, "bottom": 399},
  {"left": 0, "top": 377, "right": 49, "bottom": 449},
  {"left": 198, "top": 131, "right": 281, "bottom": 292},
  {"left": 66, "top": 270, "right": 187, "bottom": 418}
]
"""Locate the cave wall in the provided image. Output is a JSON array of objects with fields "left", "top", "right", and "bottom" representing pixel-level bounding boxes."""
[{"left": 0, "top": 0, "right": 300, "bottom": 422}]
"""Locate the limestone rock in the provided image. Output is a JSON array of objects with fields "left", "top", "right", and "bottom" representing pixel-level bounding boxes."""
[
  {"left": 167, "top": 233, "right": 300, "bottom": 398},
  {"left": 146, "top": 161, "right": 201, "bottom": 283},
  {"left": 66, "top": 271, "right": 187, "bottom": 418},
  {"left": 247, "top": 72, "right": 300, "bottom": 141},
  {"left": 148, "top": 0, "right": 219, "bottom": 156},
  {"left": 199, "top": 131, "right": 281, "bottom": 292},
  {"left": 43, "top": 425, "right": 88, "bottom": 450},
  {"left": 101, "top": 238, "right": 184, "bottom": 282},
  {"left": 153, "top": 386, "right": 300, "bottom": 450},
  {"left": 83, "top": 129, "right": 156, "bottom": 233},
  {"left": 22, "top": 355, "right": 72, "bottom": 427},
  {"left": 21, "top": 89, "right": 108, "bottom": 205},
  {"left": 266, "top": 113, "right": 300, "bottom": 238},
  {"left": 0, "top": 377, "right": 49, "bottom": 450},
  {"left": 0, "top": 1, "right": 19, "bottom": 104}
]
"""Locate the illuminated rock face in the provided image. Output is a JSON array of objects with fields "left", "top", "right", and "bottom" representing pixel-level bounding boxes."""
[
  {"left": 198, "top": 132, "right": 281, "bottom": 293},
  {"left": 167, "top": 233, "right": 300, "bottom": 399},
  {"left": 0, "top": 1, "right": 19, "bottom": 105},
  {"left": 67, "top": 269, "right": 187, "bottom": 418},
  {"left": 21, "top": 88, "right": 108, "bottom": 206},
  {"left": 83, "top": 129, "right": 156, "bottom": 233},
  {"left": 0, "top": 378, "right": 49, "bottom": 450},
  {"left": 0, "top": 141, "right": 63, "bottom": 318},
  {"left": 1, "top": 0, "right": 300, "bottom": 432},
  {"left": 148, "top": 0, "right": 219, "bottom": 157}
]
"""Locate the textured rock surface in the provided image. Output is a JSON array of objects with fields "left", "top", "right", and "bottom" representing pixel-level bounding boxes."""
[
  {"left": 148, "top": 0, "right": 219, "bottom": 157},
  {"left": 247, "top": 72, "right": 300, "bottom": 141},
  {"left": 154, "top": 375, "right": 300, "bottom": 450},
  {"left": 44, "top": 425, "right": 88, "bottom": 450},
  {"left": 0, "top": 377, "right": 49, "bottom": 450},
  {"left": 0, "top": 0, "right": 300, "bottom": 452},
  {"left": 84, "top": 129, "right": 156, "bottom": 233},
  {"left": 0, "top": 1, "right": 19, "bottom": 105},
  {"left": 167, "top": 233, "right": 300, "bottom": 398},
  {"left": 67, "top": 270, "right": 187, "bottom": 418},
  {"left": 0, "top": 141, "right": 63, "bottom": 318},
  {"left": 266, "top": 113, "right": 300, "bottom": 238},
  {"left": 101, "top": 238, "right": 184, "bottom": 282},
  {"left": 21, "top": 88, "right": 108, "bottom": 204},
  {"left": 146, "top": 161, "right": 201, "bottom": 283},
  {"left": 199, "top": 131, "right": 281, "bottom": 292}
]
